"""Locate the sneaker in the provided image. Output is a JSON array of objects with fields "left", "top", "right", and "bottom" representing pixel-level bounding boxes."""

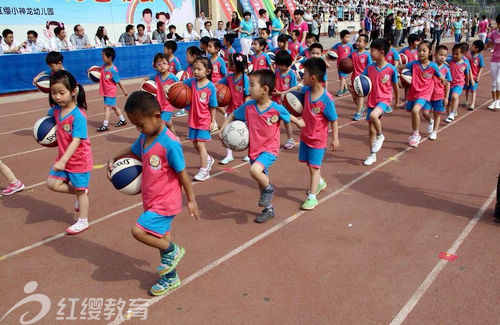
[
  {"left": 174, "top": 109, "right": 187, "bottom": 117},
  {"left": 386, "top": 106, "right": 393, "bottom": 113},
  {"left": 316, "top": 180, "right": 327, "bottom": 195},
  {"left": 1, "top": 181, "right": 25, "bottom": 196},
  {"left": 427, "top": 118, "right": 434, "bottom": 134},
  {"left": 363, "top": 153, "right": 376, "bottom": 166},
  {"left": 242, "top": 156, "right": 250, "bottom": 162},
  {"left": 496, "top": 101, "right": 500, "bottom": 110},
  {"left": 353, "top": 112, "right": 362, "bottom": 121},
  {"left": 444, "top": 113, "right": 455, "bottom": 123},
  {"left": 301, "top": 197, "right": 318, "bottom": 210},
  {"left": 255, "top": 207, "right": 274, "bottom": 223},
  {"left": 212, "top": 122, "right": 219, "bottom": 132},
  {"left": 343, "top": 87, "right": 349, "bottom": 95},
  {"left": 429, "top": 131, "right": 437, "bottom": 140},
  {"left": 206, "top": 155, "right": 214, "bottom": 172},
  {"left": 408, "top": 134, "right": 421, "bottom": 147},
  {"left": 157, "top": 244, "right": 185, "bottom": 276},
  {"left": 66, "top": 219, "right": 89, "bottom": 235},
  {"left": 219, "top": 155, "right": 234, "bottom": 165},
  {"left": 258, "top": 184, "right": 275, "bottom": 207},
  {"left": 335, "top": 90, "right": 344, "bottom": 97},
  {"left": 467, "top": 105, "right": 475, "bottom": 111},
  {"left": 454, "top": 111, "right": 458, "bottom": 117},
  {"left": 115, "top": 119, "right": 127, "bottom": 127},
  {"left": 193, "top": 168, "right": 210, "bottom": 181},
  {"left": 96, "top": 124, "right": 109, "bottom": 132},
  {"left": 488, "top": 101, "right": 496, "bottom": 110},
  {"left": 371, "top": 134, "right": 385, "bottom": 153},
  {"left": 284, "top": 139, "right": 295, "bottom": 149},
  {"left": 150, "top": 272, "right": 181, "bottom": 296}
]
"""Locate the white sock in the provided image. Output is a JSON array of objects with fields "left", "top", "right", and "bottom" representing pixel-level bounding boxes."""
[
  {"left": 319, "top": 178, "right": 325, "bottom": 186},
  {"left": 103, "top": 120, "right": 109, "bottom": 126},
  {"left": 413, "top": 130, "right": 419, "bottom": 136},
  {"left": 119, "top": 115, "right": 125, "bottom": 121},
  {"left": 226, "top": 148, "right": 233, "bottom": 158},
  {"left": 308, "top": 192, "right": 316, "bottom": 200}
]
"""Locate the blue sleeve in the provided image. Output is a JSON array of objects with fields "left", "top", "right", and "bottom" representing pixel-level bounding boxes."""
[
  {"left": 445, "top": 68, "right": 452, "bottom": 82},
  {"left": 170, "top": 74, "right": 179, "bottom": 82},
  {"left": 47, "top": 106, "right": 55, "bottom": 117},
  {"left": 174, "top": 58, "right": 182, "bottom": 72},
  {"left": 233, "top": 102, "right": 248, "bottom": 122},
  {"left": 72, "top": 110, "right": 88, "bottom": 139},
  {"left": 243, "top": 75, "right": 250, "bottom": 96},
  {"left": 289, "top": 71, "right": 298, "bottom": 87},
  {"left": 166, "top": 141, "right": 186, "bottom": 173},
  {"left": 265, "top": 53, "right": 272, "bottom": 67},
  {"left": 391, "top": 66, "right": 398, "bottom": 83},
  {"left": 393, "top": 49, "right": 400, "bottom": 61},
  {"left": 479, "top": 54, "right": 485, "bottom": 68},
  {"left": 332, "top": 43, "right": 339, "bottom": 50},
  {"left": 361, "top": 65, "right": 369, "bottom": 76},
  {"left": 131, "top": 135, "right": 144, "bottom": 157},
  {"left": 111, "top": 68, "right": 120, "bottom": 83},
  {"left": 399, "top": 47, "right": 406, "bottom": 54},
  {"left": 406, "top": 61, "right": 417, "bottom": 70},
  {"left": 367, "top": 53, "right": 373, "bottom": 64},
  {"left": 323, "top": 97, "right": 338, "bottom": 122},
  {"left": 431, "top": 62, "right": 441, "bottom": 77},
  {"left": 446, "top": 57, "right": 452, "bottom": 63},
  {"left": 149, "top": 74, "right": 156, "bottom": 81},
  {"left": 299, "top": 57, "right": 306, "bottom": 64},
  {"left": 219, "top": 76, "right": 228, "bottom": 85},
  {"left": 183, "top": 78, "right": 194, "bottom": 86},
  {"left": 208, "top": 83, "right": 218, "bottom": 108},
  {"left": 275, "top": 104, "right": 291, "bottom": 124},
  {"left": 219, "top": 59, "right": 227, "bottom": 76},
  {"left": 465, "top": 61, "right": 470, "bottom": 75}
]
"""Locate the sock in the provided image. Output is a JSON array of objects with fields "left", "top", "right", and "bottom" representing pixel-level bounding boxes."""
[
  {"left": 9, "top": 178, "right": 19, "bottom": 185},
  {"left": 78, "top": 218, "right": 88, "bottom": 224},
  {"left": 119, "top": 115, "right": 125, "bottom": 121},
  {"left": 162, "top": 242, "right": 175, "bottom": 254},
  {"left": 226, "top": 148, "right": 233, "bottom": 158},
  {"left": 319, "top": 178, "right": 325, "bottom": 186},
  {"left": 413, "top": 130, "right": 419, "bottom": 136},
  {"left": 308, "top": 192, "right": 316, "bottom": 200},
  {"left": 103, "top": 120, "right": 109, "bottom": 127}
]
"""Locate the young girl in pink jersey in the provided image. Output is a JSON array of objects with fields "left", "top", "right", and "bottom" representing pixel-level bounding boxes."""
[
  {"left": 47, "top": 70, "right": 92, "bottom": 235},
  {"left": 207, "top": 38, "right": 227, "bottom": 84},
  {"left": 107, "top": 91, "right": 199, "bottom": 296},
  {"left": 218, "top": 53, "right": 250, "bottom": 165},
  {"left": 175, "top": 46, "right": 202, "bottom": 118},
  {"left": 181, "top": 57, "right": 218, "bottom": 181}
]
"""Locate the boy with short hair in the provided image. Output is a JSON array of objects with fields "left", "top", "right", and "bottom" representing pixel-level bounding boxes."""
[
  {"left": 445, "top": 43, "right": 470, "bottom": 123},
  {"left": 220, "top": 70, "right": 304, "bottom": 223},
  {"left": 332, "top": 30, "right": 353, "bottom": 96},
  {"left": 259, "top": 28, "right": 274, "bottom": 52},
  {"left": 33, "top": 51, "right": 65, "bottom": 84},
  {"left": 163, "top": 40, "right": 182, "bottom": 75},
  {"left": 288, "top": 30, "right": 304, "bottom": 60},
  {"left": 349, "top": 34, "right": 372, "bottom": 121},
  {"left": 465, "top": 40, "right": 485, "bottom": 110},
  {"left": 251, "top": 37, "right": 275, "bottom": 73}
]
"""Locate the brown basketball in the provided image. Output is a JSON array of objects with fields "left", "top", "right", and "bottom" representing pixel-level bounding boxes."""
[
  {"left": 215, "top": 83, "right": 232, "bottom": 107},
  {"left": 339, "top": 58, "right": 354, "bottom": 74},
  {"left": 168, "top": 83, "right": 192, "bottom": 109}
]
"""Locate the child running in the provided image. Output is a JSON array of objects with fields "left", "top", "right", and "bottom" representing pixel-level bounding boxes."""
[
  {"left": 175, "top": 46, "right": 202, "bottom": 118},
  {"left": 297, "top": 58, "right": 339, "bottom": 210},
  {"left": 349, "top": 34, "right": 372, "bottom": 120},
  {"left": 46, "top": 70, "right": 92, "bottom": 234},
  {"left": 107, "top": 91, "right": 199, "bottom": 296},
  {"left": 220, "top": 70, "right": 304, "bottom": 223},
  {"left": 0, "top": 160, "right": 25, "bottom": 196},
  {"left": 465, "top": 40, "right": 485, "bottom": 110},
  {"left": 445, "top": 43, "right": 470, "bottom": 123}
]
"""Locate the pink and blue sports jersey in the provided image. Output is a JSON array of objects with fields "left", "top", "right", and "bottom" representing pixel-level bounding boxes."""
[
  {"left": 219, "top": 73, "right": 250, "bottom": 114},
  {"left": 298, "top": 57, "right": 328, "bottom": 83},
  {"left": 266, "top": 39, "right": 274, "bottom": 52},
  {"left": 168, "top": 56, "right": 182, "bottom": 74},
  {"left": 183, "top": 78, "right": 218, "bottom": 130},
  {"left": 406, "top": 61, "right": 441, "bottom": 101},
  {"left": 273, "top": 68, "right": 298, "bottom": 103},
  {"left": 288, "top": 41, "right": 304, "bottom": 59},
  {"left": 47, "top": 105, "right": 92, "bottom": 173},
  {"left": 399, "top": 47, "right": 418, "bottom": 62},
  {"left": 431, "top": 64, "right": 452, "bottom": 101},
  {"left": 131, "top": 127, "right": 185, "bottom": 216},
  {"left": 210, "top": 56, "right": 227, "bottom": 83},
  {"left": 300, "top": 86, "right": 338, "bottom": 149},
  {"left": 446, "top": 58, "right": 470, "bottom": 87},
  {"left": 349, "top": 50, "right": 372, "bottom": 80},
  {"left": 465, "top": 52, "right": 484, "bottom": 80},
  {"left": 385, "top": 47, "right": 401, "bottom": 66},
  {"left": 332, "top": 42, "right": 354, "bottom": 66},
  {"left": 233, "top": 100, "right": 291, "bottom": 160},
  {"left": 361, "top": 63, "right": 398, "bottom": 108},
  {"left": 251, "top": 52, "right": 273, "bottom": 71},
  {"left": 99, "top": 64, "right": 120, "bottom": 97},
  {"left": 299, "top": 47, "right": 311, "bottom": 59},
  {"left": 224, "top": 47, "right": 236, "bottom": 62},
  {"left": 149, "top": 72, "right": 179, "bottom": 113}
]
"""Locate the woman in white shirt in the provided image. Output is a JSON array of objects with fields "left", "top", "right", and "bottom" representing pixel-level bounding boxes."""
[
  {"left": 94, "top": 26, "right": 112, "bottom": 47},
  {"left": 182, "top": 23, "right": 200, "bottom": 42}
]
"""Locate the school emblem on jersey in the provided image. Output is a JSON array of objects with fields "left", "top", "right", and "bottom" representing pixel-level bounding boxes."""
[
  {"left": 105, "top": 73, "right": 111, "bottom": 79},
  {"left": 344, "top": 48, "right": 348, "bottom": 53},
  {"left": 259, "top": 58, "right": 265, "bottom": 65},
  {"left": 200, "top": 92, "right": 207, "bottom": 103},
  {"left": 284, "top": 77, "right": 290, "bottom": 87},
  {"left": 423, "top": 72, "right": 432, "bottom": 79},
  {"left": 269, "top": 114, "right": 279, "bottom": 124},
  {"left": 149, "top": 154, "right": 161, "bottom": 170},
  {"left": 360, "top": 58, "right": 365, "bottom": 63},
  {"left": 63, "top": 123, "right": 71, "bottom": 133},
  {"left": 213, "top": 65, "right": 218, "bottom": 72},
  {"left": 386, "top": 56, "right": 392, "bottom": 61},
  {"left": 381, "top": 75, "right": 390, "bottom": 84},
  {"left": 235, "top": 85, "right": 242, "bottom": 92},
  {"left": 312, "top": 107, "right": 321, "bottom": 114},
  {"left": 460, "top": 66, "right": 465, "bottom": 72}
]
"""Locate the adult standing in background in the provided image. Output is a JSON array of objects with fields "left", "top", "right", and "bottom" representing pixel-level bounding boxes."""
[
  {"left": 94, "top": 26, "right": 111, "bottom": 47},
  {"left": 452, "top": 16, "right": 463, "bottom": 43},
  {"left": 384, "top": 12, "right": 394, "bottom": 37},
  {"left": 230, "top": 11, "right": 241, "bottom": 36},
  {"left": 364, "top": 11, "right": 372, "bottom": 39},
  {"left": 271, "top": 9, "right": 284, "bottom": 47},
  {"left": 197, "top": 10, "right": 206, "bottom": 34},
  {"left": 432, "top": 15, "right": 443, "bottom": 47},
  {"left": 394, "top": 11, "right": 403, "bottom": 47},
  {"left": 471, "top": 15, "right": 478, "bottom": 38},
  {"left": 477, "top": 15, "right": 488, "bottom": 43},
  {"left": 328, "top": 12, "right": 337, "bottom": 38},
  {"left": 118, "top": 24, "right": 136, "bottom": 45},
  {"left": 182, "top": 23, "right": 200, "bottom": 42},
  {"left": 240, "top": 11, "right": 254, "bottom": 55},
  {"left": 152, "top": 22, "right": 168, "bottom": 43},
  {"left": 289, "top": 9, "right": 308, "bottom": 45},
  {"left": 70, "top": 25, "right": 92, "bottom": 49},
  {"left": 486, "top": 14, "right": 500, "bottom": 110},
  {"left": 311, "top": 14, "right": 320, "bottom": 41}
]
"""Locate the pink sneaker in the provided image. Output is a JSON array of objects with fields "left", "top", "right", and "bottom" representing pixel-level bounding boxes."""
[
  {"left": 1, "top": 181, "right": 25, "bottom": 196},
  {"left": 408, "top": 134, "right": 421, "bottom": 147},
  {"left": 284, "top": 139, "right": 295, "bottom": 149}
]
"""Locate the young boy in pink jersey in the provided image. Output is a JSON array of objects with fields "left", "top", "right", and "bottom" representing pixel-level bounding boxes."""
[
  {"left": 259, "top": 28, "right": 274, "bottom": 52},
  {"left": 175, "top": 46, "right": 202, "bottom": 118},
  {"left": 33, "top": 51, "right": 65, "bottom": 85},
  {"left": 349, "top": 34, "right": 372, "bottom": 121},
  {"left": 444, "top": 43, "right": 471, "bottom": 123},
  {"left": 251, "top": 38, "right": 275, "bottom": 73},
  {"left": 146, "top": 53, "right": 179, "bottom": 133},
  {"left": 220, "top": 70, "right": 304, "bottom": 223},
  {"left": 97, "top": 47, "right": 128, "bottom": 132},
  {"left": 163, "top": 41, "right": 182, "bottom": 75},
  {"left": 384, "top": 34, "right": 401, "bottom": 67},
  {"left": 424, "top": 45, "right": 452, "bottom": 140},
  {"left": 399, "top": 34, "right": 421, "bottom": 62},
  {"left": 223, "top": 33, "right": 237, "bottom": 66},
  {"left": 465, "top": 40, "right": 485, "bottom": 110},
  {"left": 400, "top": 41, "right": 444, "bottom": 147},
  {"left": 296, "top": 33, "right": 316, "bottom": 60},
  {"left": 296, "top": 58, "right": 339, "bottom": 210},
  {"left": 272, "top": 50, "right": 299, "bottom": 150},
  {"left": 350, "top": 38, "right": 399, "bottom": 166},
  {"left": 47, "top": 70, "right": 92, "bottom": 234},
  {"left": 332, "top": 30, "right": 353, "bottom": 96},
  {"left": 107, "top": 91, "right": 199, "bottom": 296},
  {"left": 288, "top": 30, "right": 304, "bottom": 60}
]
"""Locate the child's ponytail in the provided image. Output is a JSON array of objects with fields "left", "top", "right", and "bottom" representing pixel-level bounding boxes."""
[{"left": 49, "top": 70, "right": 87, "bottom": 110}]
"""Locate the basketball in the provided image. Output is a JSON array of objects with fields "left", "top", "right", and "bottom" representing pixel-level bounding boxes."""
[
  {"left": 33, "top": 116, "right": 57, "bottom": 147},
  {"left": 140, "top": 80, "right": 158, "bottom": 96},
  {"left": 176, "top": 70, "right": 188, "bottom": 81},
  {"left": 110, "top": 156, "right": 143, "bottom": 195},
  {"left": 353, "top": 75, "right": 372, "bottom": 97},
  {"left": 87, "top": 66, "right": 101, "bottom": 82},
  {"left": 400, "top": 69, "right": 412, "bottom": 88},
  {"left": 400, "top": 53, "right": 408, "bottom": 65},
  {"left": 339, "top": 58, "right": 354, "bottom": 74},
  {"left": 34, "top": 73, "right": 51, "bottom": 93},
  {"left": 215, "top": 83, "right": 232, "bottom": 107},
  {"left": 221, "top": 120, "right": 249, "bottom": 151},
  {"left": 283, "top": 90, "right": 305, "bottom": 117},
  {"left": 326, "top": 50, "right": 338, "bottom": 60},
  {"left": 167, "top": 83, "right": 192, "bottom": 109},
  {"left": 267, "top": 51, "right": 276, "bottom": 63}
]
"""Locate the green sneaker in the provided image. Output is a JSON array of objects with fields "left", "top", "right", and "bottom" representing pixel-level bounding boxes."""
[
  {"left": 301, "top": 197, "right": 318, "bottom": 210},
  {"left": 150, "top": 272, "right": 181, "bottom": 296},
  {"left": 316, "top": 181, "right": 327, "bottom": 195},
  {"left": 157, "top": 244, "right": 185, "bottom": 276}
]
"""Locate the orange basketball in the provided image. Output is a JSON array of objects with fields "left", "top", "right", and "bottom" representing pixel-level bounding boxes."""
[
  {"left": 215, "top": 83, "right": 232, "bottom": 107},
  {"left": 168, "top": 83, "right": 192, "bottom": 109},
  {"left": 339, "top": 58, "right": 354, "bottom": 74}
]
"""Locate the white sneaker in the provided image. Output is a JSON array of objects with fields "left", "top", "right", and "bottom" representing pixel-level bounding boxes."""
[
  {"left": 454, "top": 111, "right": 458, "bottom": 117},
  {"left": 194, "top": 168, "right": 210, "bottom": 181},
  {"left": 206, "top": 155, "right": 214, "bottom": 171},
  {"left": 488, "top": 101, "right": 497, "bottom": 110},
  {"left": 408, "top": 134, "right": 421, "bottom": 147},
  {"left": 242, "top": 156, "right": 250, "bottom": 162},
  {"left": 467, "top": 105, "right": 475, "bottom": 111},
  {"left": 371, "top": 134, "right": 385, "bottom": 153},
  {"left": 444, "top": 113, "right": 454, "bottom": 123},
  {"left": 363, "top": 153, "right": 377, "bottom": 166},
  {"left": 429, "top": 131, "right": 437, "bottom": 140},
  {"left": 496, "top": 101, "right": 500, "bottom": 109},
  {"left": 174, "top": 109, "right": 187, "bottom": 117},
  {"left": 220, "top": 155, "right": 234, "bottom": 165},
  {"left": 66, "top": 218, "right": 89, "bottom": 235},
  {"left": 427, "top": 119, "right": 434, "bottom": 134}
]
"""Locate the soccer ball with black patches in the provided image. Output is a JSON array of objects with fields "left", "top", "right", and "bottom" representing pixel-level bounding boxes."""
[{"left": 221, "top": 120, "right": 249, "bottom": 151}]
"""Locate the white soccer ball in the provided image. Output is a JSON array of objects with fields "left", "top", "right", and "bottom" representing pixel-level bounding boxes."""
[{"left": 221, "top": 120, "right": 249, "bottom": 152}]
